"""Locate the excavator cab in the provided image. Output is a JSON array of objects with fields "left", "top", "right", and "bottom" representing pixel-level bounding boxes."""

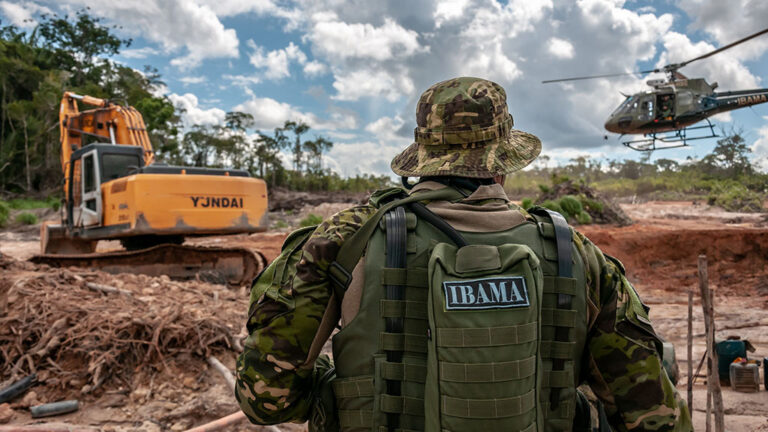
[{"left": 67, "top": 144, "right": 144, "bottom": 229}]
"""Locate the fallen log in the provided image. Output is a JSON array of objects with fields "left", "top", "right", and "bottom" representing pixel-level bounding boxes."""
[{"left": 85, "top": 282, "right": 132, "bottom": 297}]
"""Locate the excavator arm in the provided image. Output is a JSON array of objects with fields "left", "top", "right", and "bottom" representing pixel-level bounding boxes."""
[{"left": 60, "top": 92, "right": 155, "bottom": 173}]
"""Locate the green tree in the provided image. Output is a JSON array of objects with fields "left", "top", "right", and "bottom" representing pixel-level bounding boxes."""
[
  {"left": 254, "top": 127, "right": 289, "bottom": 184},
  {"left": 699, "top": 132, "right": 753, "bottom": 178},
  {"left": 303, "top": 136, "right": 333, "bottom": 173},
  {"left": 656, "top": 158, "right": 680, "bottom": 173},
  {"left": 283, "top": 120, "right": 310, "bottom": 172},
  {"left": 37, "top": 9, "right": 131, "bottom": 85}
]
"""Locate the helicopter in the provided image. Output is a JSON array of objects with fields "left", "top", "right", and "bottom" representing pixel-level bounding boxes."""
[{"left": 543, "top": 27, "right": 768, "bottom": 151}]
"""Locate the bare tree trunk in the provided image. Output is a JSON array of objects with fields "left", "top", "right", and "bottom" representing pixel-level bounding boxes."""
[
  {"left": 23, "top": 118, "right": 31, "bottom": 191},
  {"left": 1, "top": 80, "right": 5, "bottom": 157}
]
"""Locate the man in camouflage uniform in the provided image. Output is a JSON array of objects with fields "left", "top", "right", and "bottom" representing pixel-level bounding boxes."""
[{"left": 236, "top": 77, "right": 692, "bottom": 431}]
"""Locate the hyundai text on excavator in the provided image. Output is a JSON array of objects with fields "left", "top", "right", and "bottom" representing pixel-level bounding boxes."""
[{"left": 31, "top": 92, "right": 269, "bottom": 285}]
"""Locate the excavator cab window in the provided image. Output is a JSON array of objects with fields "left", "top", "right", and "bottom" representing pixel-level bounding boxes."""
[
  {"left": 102, "top": 153, "right": 141, "bottom": 181},
  {"left": 83, "top": 154, "right": 96, "bottom": 193}
]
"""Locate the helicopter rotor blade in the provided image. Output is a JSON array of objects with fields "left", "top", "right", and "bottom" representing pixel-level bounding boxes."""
[
  {"left": 676, "top": 27, "right": 768, "bottom": 68},
  {"left": 542, "top": 69, "right": 658, "bottom": 84}
]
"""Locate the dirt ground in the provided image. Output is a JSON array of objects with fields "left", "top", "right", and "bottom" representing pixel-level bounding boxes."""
[
  {"left": 578, "top": 202, "right": 768, "bottom": 432},
  {"left": 1, "top": 199, "right": 767, "bottom": 431}
]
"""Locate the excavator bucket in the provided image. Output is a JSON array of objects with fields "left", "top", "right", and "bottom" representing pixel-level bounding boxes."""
[{"left": 41, "top": 222, "right": 97, "bottom": 254}]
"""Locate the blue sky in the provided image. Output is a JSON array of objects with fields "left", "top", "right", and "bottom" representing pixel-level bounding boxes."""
[{"left": 3, "top": 0, "right": 768, "bottom": 176}]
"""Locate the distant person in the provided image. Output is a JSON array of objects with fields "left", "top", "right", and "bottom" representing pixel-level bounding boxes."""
[
  {"left": 659, "top": 94, "right": 673, "bottom": 118},
  {"left": 236, "top": 77, "right": 692, "bottom": 432}
]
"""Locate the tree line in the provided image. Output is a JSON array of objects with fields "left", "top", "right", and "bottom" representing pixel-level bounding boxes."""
[
  {"left": 0, "top": 10, "right": 388, "bottom": 197},
  {"left": 507, "top": 131, "right": 767, "bottom": 212}
]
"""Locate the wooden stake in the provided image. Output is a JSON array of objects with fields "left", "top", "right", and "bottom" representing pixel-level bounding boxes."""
[
  {"left": 183, "top": 411, "right": 281, "bottom": 432},
  {"left": 698, "top": 255, "right": 725, "bottom": 432},
  {"left": 207, "top": 356, "right": 236, "bottom": 391},
  {"left": 699, "top": 255, "right": 712, "bottom": 432},
  {"left": 687, "top": 288, "right": 693, "bottom": 412},
  {"left": 184, "top": 411, "right": 246, "bottom": 432}
]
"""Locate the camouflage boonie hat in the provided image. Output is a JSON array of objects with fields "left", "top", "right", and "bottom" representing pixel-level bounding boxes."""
[{"left": 391, "top": 77, "right": 541, "bottom": 178}]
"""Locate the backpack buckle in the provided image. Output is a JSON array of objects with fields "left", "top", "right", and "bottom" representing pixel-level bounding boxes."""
[{"left": 328, "top": 261, "right": 353, "bottom": 292}]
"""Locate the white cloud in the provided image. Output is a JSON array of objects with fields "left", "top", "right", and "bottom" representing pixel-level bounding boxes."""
[
  {"left": 460, "top": 0, "right": 553, "bottom": 41},
  {"left": 303, "top": 60, "right": 328, "bottom": 78},
  {"left": 365, "top": 116, "right": 406, "bottom": 143},
  {"left": 321, "top": 116, "right": 411, "bottom": 177},
  {"left": 0, "top": 1, "right": 51, "bottom": 28},
  {"left": 233, "top": 95, "right": 356, "bottom": 131},
  {"left": 548, "top": 37, "right": 575, "bottom": 59},
  {"left": 711, "top": 112, "right": 732, "bottom": 123},
  {"left": 656, "top": 31, "right": 760, "bottom": 89},
  {"left": 197, "top": 0, "right": 302, "bottom": 27},
  {"left": 325, "top": 131, "right": 358, "bottom": 140},
  {"left": 247, "top": 41, "right": 307, "bottom": 80},
  {"left": 325, "top": 141, "right": 404, "bottom": 177},
  {"left": 120, "top": 46, "right": 162, "bottom": 59},
  {"left": 459, "top": 42, "right": 521, "bottom": 82},
  {"left": 306, "top": 13, "right": 427, "bottom": 61},
  {"left": 179, "top": 76, "right": 205, "bottom": 85},
  {"left": 434, "top": 0, "right": 470, "bottom": 28},
  {"left": 65, "top": 0, "right": 239, "bottom": 69},
  {"left": 223, "top": 74, "right": 262, "bottom": 90},
  {"left": 168, "top": 93, "right": 226, "bottom": 127},
  {"left": 751, "top": 116, "right": 768, "bottom": 171},
  {"left": 677, "top": 0, "right": 768, "bottom": 60},
  {"left": 332, "top": 68, "right": 414, "bottom": 102}
]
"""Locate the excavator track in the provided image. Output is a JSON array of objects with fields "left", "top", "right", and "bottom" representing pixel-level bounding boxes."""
[{"left": 31, "top": 244, "right": 267, "bottom": 287}]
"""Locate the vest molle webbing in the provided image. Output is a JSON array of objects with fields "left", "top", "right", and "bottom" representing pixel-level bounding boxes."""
[{"left": 329, "top": 188, "right": 587, "bottom": 432}]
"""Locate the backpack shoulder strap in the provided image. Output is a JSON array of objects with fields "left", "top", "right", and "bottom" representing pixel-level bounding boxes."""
[
  {"left": 528, "top": 206, "right": 574, "bottom": 409},
  {"left": 327, "top": 187, "right": 465, "bottom": 297},
  {"left": 527, "top": 207, "right": 572, "bottom": 277}
]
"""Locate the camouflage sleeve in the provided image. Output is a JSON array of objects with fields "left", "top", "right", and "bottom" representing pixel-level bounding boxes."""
[
  {"left": 574, "top": 231, "right": 693, "bottom": 432},
  {"left": 235, "top": 204, "right": 377, "bottom": 425}
]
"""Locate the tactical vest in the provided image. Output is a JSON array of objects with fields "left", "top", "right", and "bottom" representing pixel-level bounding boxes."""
[{"left": 327, "top": 187, "right": 588, "bottom": 432}]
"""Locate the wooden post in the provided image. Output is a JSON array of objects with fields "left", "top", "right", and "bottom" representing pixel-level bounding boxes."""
[
  {"left": 698, "top": 255, "right": 725, "bottom": 432},
  {"left": 699, "top": 255, "right": 712, "bottom": 432},
  {"left": 687, "top": 288, "right": 693, "bottom": 412}
]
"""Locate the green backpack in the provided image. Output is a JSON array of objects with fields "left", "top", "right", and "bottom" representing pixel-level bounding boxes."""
[{"left": 321, "top": 186, "right": 589, "bottom": 432}]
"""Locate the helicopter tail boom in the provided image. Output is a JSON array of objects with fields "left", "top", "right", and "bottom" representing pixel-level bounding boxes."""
[{"left": 711, "top": 89, "right": 768, "bottom": 115}]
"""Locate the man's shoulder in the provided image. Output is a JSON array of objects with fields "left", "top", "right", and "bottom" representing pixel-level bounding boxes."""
[
  {"left": 308, "top": 187, "right": 407, "bottom": 243},
  {"left": 302, "top": 203, "right": 378, "bottom": 259}
]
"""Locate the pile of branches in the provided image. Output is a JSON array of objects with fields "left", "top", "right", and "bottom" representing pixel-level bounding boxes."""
[
  {"left": 0, "top": 255, "right": 245, "bottom": 397},
  {"left": 537, "top": 178, "right": 633, "bottom": 226}
]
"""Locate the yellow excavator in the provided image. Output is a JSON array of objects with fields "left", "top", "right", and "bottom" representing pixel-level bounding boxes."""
[{"left": 32, "top": 92, "right": 269, "bottom": 285}]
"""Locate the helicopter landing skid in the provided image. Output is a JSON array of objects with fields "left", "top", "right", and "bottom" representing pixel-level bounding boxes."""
[{"left": 622, "top": 119, "right": 718, "bottom": 151}]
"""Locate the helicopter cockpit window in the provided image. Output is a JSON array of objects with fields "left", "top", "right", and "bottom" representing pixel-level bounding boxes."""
[{"left": 611, "top": 96, "right": 634, "bottom": 116}]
